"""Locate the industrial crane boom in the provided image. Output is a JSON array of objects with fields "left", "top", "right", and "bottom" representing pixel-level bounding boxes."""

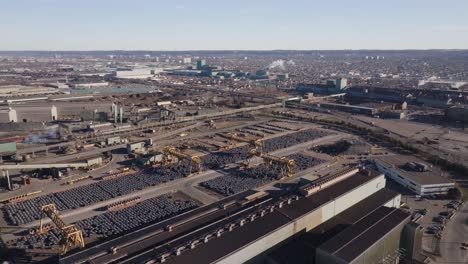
[
  {"left": 40, "top": 204, "right": 85, "bottom": 255},
  {"left": 250, "top": 149, "right": 296, "bottom": 178},
  {"left": 222, "top": 133, "right": 263, "bottom": 149},
  {"left": 162, "top": 146, "right": 202, "bottom": 175}
]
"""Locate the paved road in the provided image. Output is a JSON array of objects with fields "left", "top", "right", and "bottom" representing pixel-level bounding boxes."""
[{"left": 437, "top": 202, "right": 468, "bottom": 264}]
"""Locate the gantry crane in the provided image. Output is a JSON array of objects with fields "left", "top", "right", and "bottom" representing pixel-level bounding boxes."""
[
  {"left": 39, "top": 204, "right": 85, "bottom": 255},
  {"left": 250, "top": 149, "right": 296, "bottom": 178},
  {"left": 221, "top": 132, "right": 295, "bottom": 177},
  {"left": 162, "top": 146, "right": 203, "bottom": 176},
  {"left": 220, "top": 133, "right": 264, "bottom": 165},
  {"left": 223, "top": 133, "right": 263, "bottom": 150}
]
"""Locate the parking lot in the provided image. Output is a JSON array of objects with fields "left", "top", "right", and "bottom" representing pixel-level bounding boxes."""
[
  {"left": 385, "top": 178, "right": 465, "bottom": 260},
  {"left": 397, "top": 194, "right": 465, "bottom": 263}
]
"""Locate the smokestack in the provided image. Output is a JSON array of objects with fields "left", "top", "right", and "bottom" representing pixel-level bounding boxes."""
[
  {"left": 119, "top": 107, "right": 123, "bottom": 124},
  {"left": 93, "top": 109, "right": 97, "bottom": 122},
  {"left": 6, "top": 170, "right": 11, "bottom": 190}
]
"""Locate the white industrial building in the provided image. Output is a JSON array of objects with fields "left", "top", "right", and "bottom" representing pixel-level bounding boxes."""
[
  {"left": 13, "top": 105, "right": 58, "bottom": 122},
  {"left": 111, "top": 68, "right": 164, "bottom": 79},
  {"left": 0, "top": 101, "right": 113, "bottom": 123},
  {"left": 373, "top": 155, "right": 455, "bottom": 196},
  {"left": 0, "top": 107, "right": 17, "bottom": 123},
  {"left": 70, "top": 82, "right": 109, "bottom": 89}
]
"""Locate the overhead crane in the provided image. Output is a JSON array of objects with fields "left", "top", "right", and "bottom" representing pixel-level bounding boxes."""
[
  {"left": 250, "top": 149, "right": 296, "bottom": 178},
  {"left": 220, "top": 132, "right": 264, "bottom": 165},
  {"left": 162, "top": 146, "right": 203, "bottom": 176},
  {"left": 39, "top": 204, "right": 85, "bottom": 255},
  {"left": 222, "top": 133, "right": 263, "bottom": 148},
  {"left": 221, "top": 132, "right": 295, "bottom": 177}
]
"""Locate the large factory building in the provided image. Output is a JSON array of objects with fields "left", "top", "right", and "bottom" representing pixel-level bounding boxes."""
[
  {"left": 0, "top": 102, "right": 112, "bottom": 123},
  {"left": 164, "top": 170, "right": 400, "bottom": 264}
]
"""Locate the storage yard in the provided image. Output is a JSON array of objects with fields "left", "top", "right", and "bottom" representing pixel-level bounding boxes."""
[
  {"left": 0, "top": 116, "right": 351, "bottom": 262},
  {"left": 0, "top": 50, "right": 466, "bottom": 264},
  {"left": 0, "top": 110, "right": 462, "bottom": 264}
]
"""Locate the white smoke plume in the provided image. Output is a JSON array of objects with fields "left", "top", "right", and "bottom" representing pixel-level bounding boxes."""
[
  {"left": 267, "top": 60, "right": 286, "bottom": 70},
  {"left": 267, "top": 59, "right": 295, "bottom": 70},
  {"left": 23, "top": 127, "right": 59, "bottom": 144}
]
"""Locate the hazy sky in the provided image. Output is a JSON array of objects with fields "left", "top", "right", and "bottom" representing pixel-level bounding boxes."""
[{"left": 1, "top": 0, "right": 467, "bottom": 50}]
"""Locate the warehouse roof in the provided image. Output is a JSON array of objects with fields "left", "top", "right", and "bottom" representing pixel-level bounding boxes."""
[
  {"left": 267, "top": 188, "right": 400, "bottom": 264},
  {"left": 374, "top": 155, "right": 453, "bottom": 185},
  {"left": 168, "top": 210, "right": 290, "bottom": 264},
  {"left": 318, "top": 207, "right": 410, "bottom": 263},
  {"left": 276, "top": 169, "right": 383, "bottom": 220},
  {"left": 167, "top": 169, "right": 384, "bottom": 264}
]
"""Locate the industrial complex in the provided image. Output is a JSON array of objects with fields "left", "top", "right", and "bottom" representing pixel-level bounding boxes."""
[{"left": 0, "top": 50, "right": 466, "bottom": 264}]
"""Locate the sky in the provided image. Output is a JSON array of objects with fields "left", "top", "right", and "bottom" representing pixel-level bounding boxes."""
[{"left": 0, "top": 0, "right": 467, "bottom": 50}]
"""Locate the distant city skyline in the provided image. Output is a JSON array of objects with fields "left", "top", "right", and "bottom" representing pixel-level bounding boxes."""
[{"left": 1, "top": 0, "right": 468, "bottom": 51}]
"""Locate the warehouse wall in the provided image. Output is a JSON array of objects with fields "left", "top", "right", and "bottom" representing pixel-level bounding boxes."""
[
  {"left": 321, "top": 175, "right": 386, "bottom": 223},
  {"left": 384, "top": 194, "right": 401, "bottom": 208},
  {"left": 375, "top": 161, "right": 453, "bottom": 195},
  {"left": 400, "top": 222, "right": 423, "bottom": 261},
  {"left": 351, "top": 217, "right": 409, "bottom": 264},
  {"left": 296, "top": 207, "right": 322, "bottom": 232},
  {"left": 0, "top": 109, "right": 17, "bottom": 123},
  {"left": 316, "top": 250, "right": 348, "bottom": 264},
  {"left": 316, "top": 215, "right": 409, "bottom": 264},
  {"left": 216, "top": 174, "right": 387, "bottom": 264}
]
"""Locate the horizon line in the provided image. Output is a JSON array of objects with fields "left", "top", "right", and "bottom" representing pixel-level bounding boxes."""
[{"left": 1, "top": 48, "right": 468, "bottom": 52}]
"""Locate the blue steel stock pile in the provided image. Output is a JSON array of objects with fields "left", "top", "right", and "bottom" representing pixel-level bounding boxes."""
[{"left": 1, "top": 122, "right": 340, "bottom": 259}]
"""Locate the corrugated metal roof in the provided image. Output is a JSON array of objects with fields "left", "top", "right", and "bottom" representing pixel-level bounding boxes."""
[
  {"left": 267, "top": 188, "right": 400, "bottom": 264},
  {"left": 318, "top": 207, "right": 410, "bottom": 262}
]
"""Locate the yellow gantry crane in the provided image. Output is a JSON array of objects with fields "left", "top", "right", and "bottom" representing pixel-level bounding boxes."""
[
  {"left": 221, "top": 132, "right": 264, "bottom": 165},
  {"left": 250, "top": 149, "right": 296, "bottom": 178},
  {"left": 39, "top": 204, "right": 85, "bottom": 255},
  {"left": 221, "top": 132, "right": 295, "bottom": 177},
  {"left": 162, "top": 146, "right": 203, "bottom": 176},
  {"left": 223, "top": 133, "right": 264, "bottom": 151}
]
